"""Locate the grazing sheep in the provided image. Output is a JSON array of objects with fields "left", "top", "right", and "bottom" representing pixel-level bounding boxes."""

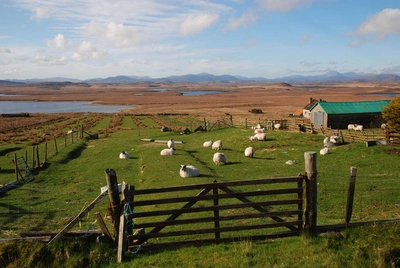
[
  {"left": 348, "top": 124, "right": 363, "bottom": 132},
  {"left": 160, "top": 148, "right": 175, "bottom": 156},
  {"left": 67, "top": 129, "right": 73, "bottom": 134},
  {"left": 323, "top": 137, "right": 329, "bottom": 144},
  {"left": 203, "top": 140, "right": 213, "bottom": 147},
  {"left": 251, "top": 133, "right": 266, "bottom": 141},
  {"left": 212, "top": 140, "right": 223, "bottom": 150},
  {"left": 119, "top": 151, "right": 130, "bottom": 159},
  {"left": 213, "top": 152, "right": 227, "bottom": 165},
  {"left": 320, "top": 147, "right": 331, "bottom": 155},
  {"left": 179, "top": 165, "right": 200, "bottom": 178},
  {"left": 381, "top": 123, "right": 387, "bottom": 130},
  {"left": 167, "top": 139, "right": 174, "bottom": 148},
  {"left": 249, "top": 136, "right": 259, "bottom": 142},
  {"left": 244, "top": 147, "right": 254, "bottom": 158}
]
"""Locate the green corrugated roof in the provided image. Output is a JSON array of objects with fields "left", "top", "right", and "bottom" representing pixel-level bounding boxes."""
[{"left": 310, "top": 100, "right": 391, "bottom": 114}]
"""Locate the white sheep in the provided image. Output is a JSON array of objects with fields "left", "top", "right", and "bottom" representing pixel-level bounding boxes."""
[
  {"left": 212, "top": 140, "right": 223, "bottom": 150},
  {"left": 252, "top": 133, "right": 266, "bottom": 141},
  {"left": 213, "top": 152, "right": 227, "bottom": 165},
  {"left": 348, "top": 124, "right": 364, "bottom": 132},
  {"left": 274, "top": 123, "right": 281, "bottom": 130},
  {"left": 244, "top": 147, "right": 254, "bottom": 158},
  {"left": 249, "top": 136, "right": 258, "bottom": 142},
  {"left": 167, "top": 139, "right": 174, "bottom": 148},
  {"left": 179, "top": 165, "right": 200, "bottom": 178},
  {"left": 160, "top": 148, "right": 175, "bottom": 156},
  {"left": 330, "top": 135, "right": 340, "bottom": 144},
  {"left": 119, "top": 151, "right": 130, "bottom": 159},
  {"left": 203, "top": 140, "right": 213, "bottom": 147},
  {"left": 320, "top": 147, "right": 331, "bottom": 155},
  {"left": 67, "top": 129, "right": 73, "bottom": 134}
]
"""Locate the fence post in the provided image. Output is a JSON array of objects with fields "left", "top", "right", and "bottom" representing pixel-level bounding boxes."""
[
  {"left": 213, "top": 180, "right": 220, "bottom": 239},
  {"left": 32, "top": 146, "right": 35, "bottom": 170},
  {"left": 203, "top": 118, "right": 207, "bottom": 131},
  {"left": 64, "top": 135, "right": 67, "bottom": 147},
  {"left": 345, "top": 167, "right": 357, "bottom": 223},
  {"left": 105, "top": 169, "right": 121, "bottom": 241},
  {"left": 14, "top": 153, "right": 18, "bottom": 182},
  {"left": 45, "top": 143, "right": 48, "bottom": 162},
  {"left": 304, "top": 151, "right": 317, "bottom": 234},
  {"left": 36, "top": 145, "right": 40, "bottom": 168},
  {"left": 54, "top": 137, "right": 58, "bottom": 154}
]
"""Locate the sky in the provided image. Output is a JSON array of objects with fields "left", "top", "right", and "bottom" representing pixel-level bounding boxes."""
[{"left": 1, "top": 0, "right": 400, "bottom": 80}]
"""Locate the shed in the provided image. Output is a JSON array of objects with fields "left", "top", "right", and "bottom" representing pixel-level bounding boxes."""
[
  {"left": 309, "top": 100, "right": 391, "bottom": 129},
  {"left": 302, "top": 98, "right": 320, "bottom": 118}
]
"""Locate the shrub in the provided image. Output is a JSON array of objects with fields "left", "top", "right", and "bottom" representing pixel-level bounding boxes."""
[
  {"left": 249, "top": 109, "right": 263, "bottom": 114},
  {"left": 382, "top": 96, "right": 400, "bottom": 131}
]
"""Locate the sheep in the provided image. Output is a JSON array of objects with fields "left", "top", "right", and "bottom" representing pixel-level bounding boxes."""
[
  {"left": 160, "top": 147, "right": 175, "bottom": 156},
  {"left": 273, "top": 123, "right": 281, "bottom": 130},
  {"left": 213, "top": 152, "right": 227, "bottom": 165},
  {"left": 212, "top": 140, "right": 223, "bottom": 150},
  {"left": 249, "top": 135, "right": 259, "bottom": 142},
  {"left": 330, "top": 135, "right": 340, "bottom": 144},
  {"left": 161, "top": 126, "right": 171, "bottom": 132},
  {"left": 348, "top": 124, "right": 363, "bottom": 132},
  {"left": 381, "top": 123, "right": 387, "bottom": 130},
  {"left": 67, "top": 129, "right": 73, "bottom": 134},
  {"left": 251, "top": 133, "right": 266, "bottom": 141},
  {"left": 119, "top": 151, "right": 130, "bottom": 159},
  {"left": 179, "top": 165, "right": 200, "bottom": 178},
  {"left": 167, "top": 139, "right": 174, "bottom": 148},
  {"left": 203, "top": 140, "right": 213, "bottom": 147},
  {"left": 320, "top": 147, "right": 331, "bottom": 155},
  {"left": 298, "top": 124, "right": 306, "bottom": 132},
  {"left": 244, "top": 147, "right": 254, "bottom": 158}
]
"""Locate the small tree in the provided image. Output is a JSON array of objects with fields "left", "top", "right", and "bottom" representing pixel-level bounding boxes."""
[{"left": 382, "top": 96, "right": 400, "bottom": 131}]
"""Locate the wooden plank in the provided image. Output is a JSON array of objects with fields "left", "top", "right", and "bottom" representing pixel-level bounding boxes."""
[
  {"left": 131, "top": 187, "right": 303, "bottom": 207},
  {"left": 47, "top": 191, "right": 108, "bottom": 245},
  {"left": 131, "top": 199, "right": 302, "bottom": 218},
  {"left": 20, "top": 230, "right": 102, "bottom": 237},
  {"left": 132, "top": 176, "right": 302, "bottom": 195},
  {"left": 128, "top": 220, "right": 302, "bottom": 241},
  {"left": 128, "top": 231, "right": 298, "bottom": 252},
  {"left": 134, "top": 210, "right": 302, "bottom": 229},
  {"left": 0, "top": 236, "right": 52, "bottom": 243},
  {"left": 117, "top": 212, "right": 126, "bottom": 263},
  {"left": 95, "top": 212, "right": 113, "bottom": 243}
]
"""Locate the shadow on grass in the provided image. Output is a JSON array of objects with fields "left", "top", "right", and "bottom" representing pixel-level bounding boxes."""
[
  {"left": 58, "top": 144, "right": 86, "bottom": 164},
  {"left": 0, "top": 147, "right": 23, "bottom": 156}
]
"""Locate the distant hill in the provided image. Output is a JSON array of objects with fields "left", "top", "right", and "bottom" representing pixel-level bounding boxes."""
[{"left": 3, "top": 71, "right": 400, "bottom": 84}]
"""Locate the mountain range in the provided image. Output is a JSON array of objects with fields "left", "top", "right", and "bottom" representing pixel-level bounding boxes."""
[{"left": 2, "top": 71, "right": 400, "bottom": 84}]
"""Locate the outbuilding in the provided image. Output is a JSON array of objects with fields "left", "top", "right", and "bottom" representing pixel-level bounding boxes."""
[{"left": 309, "top": 100, "right": 391, "bottom": 129}]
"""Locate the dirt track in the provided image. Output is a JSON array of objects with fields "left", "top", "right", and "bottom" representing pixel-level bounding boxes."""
[{"left": 0, "top": 82, "right": 398, "bottom": 120}]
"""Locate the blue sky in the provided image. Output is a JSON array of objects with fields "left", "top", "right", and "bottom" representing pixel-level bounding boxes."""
[{"left": 1, "top": 0, "right": 400, "bottom": 80}]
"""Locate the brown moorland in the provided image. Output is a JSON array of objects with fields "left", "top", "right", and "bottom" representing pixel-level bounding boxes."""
[{"left": 0, "top": 82, "right": 398, "bottom": 131}]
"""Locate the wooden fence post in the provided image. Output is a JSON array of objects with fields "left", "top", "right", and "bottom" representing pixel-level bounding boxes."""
[
  {"left": 36, "top": 145, "right": 40, "bottom": 168},
  {"left": 345, "top": 167, "right": 357, "bottom": 223},
  {"left": 32, "top": 146, "right": 35, "bottom": 170},
  {"left": 304, "top": 151, "right": 318, "bottom": 234},
  {"left": 54, "top": 137, "right": 58, "bottom": 154},
  {"left": 14, "top": 153, "right": 18, "bottom": 182},
  {"left": 45, "top": 143, "right": 48, "bottom": 162},
  {"left": 213, "top": 180, "right": 220, "bottom": 239},
  {"left": 105, "top": 169, "right": 121, "bottom": 241},
  {"left": 64, "top": 135, "right": 67, "bottom": 147}
]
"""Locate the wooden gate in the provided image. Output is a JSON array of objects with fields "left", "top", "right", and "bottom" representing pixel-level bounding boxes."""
[{"left": 118, "top": 175, "right": 305, "bottom": 256}]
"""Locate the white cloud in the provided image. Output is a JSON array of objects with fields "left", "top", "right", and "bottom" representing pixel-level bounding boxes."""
[
  {"left": 4, "top": 69, "right": 19, "bottom": 75},
  {"left": 71, "top": 41, "right": 108, "bottom": 61},
  {"left": 0, "top": 48, "right": 12, "bottom": 53},
  {"left": 85, "top": 21, "right": 142, "bottom": 48},
  {"left": 256, "top": 0, "right": 321, "bottom": 12},
  {"left": 31, "top": 7, "right": 50, "bottom": 20},
  {"left": 31, "top": 54, "right": 68, "bottom": 66},
  {"left": 47, "top": 34, "right": 72, "bottom": 49},
  {"left": 348, "top": 8, "right": 400, "bottom": 46},
  {"left": 225, "top": 9, "right": 258, "bottom": 31},
  {"left": 179, "top": 13, "right": 219, "bottom": 36}
]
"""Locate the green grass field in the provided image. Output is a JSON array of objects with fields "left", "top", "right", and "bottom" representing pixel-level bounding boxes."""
[{"left": 0, "top": 115, "right": 399, "bottom": 267}]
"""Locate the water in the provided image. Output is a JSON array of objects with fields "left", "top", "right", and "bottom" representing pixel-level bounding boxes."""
[
  {"left": 181, "top": 90, "right": 221, "bottom": 96},
  {"left": 0, "top": 101, "right": 136, "bottom": 113}
]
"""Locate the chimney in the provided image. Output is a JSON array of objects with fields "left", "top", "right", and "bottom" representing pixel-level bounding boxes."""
[{"left": 310, "top": 97, "right": 313, "bottom": 104}]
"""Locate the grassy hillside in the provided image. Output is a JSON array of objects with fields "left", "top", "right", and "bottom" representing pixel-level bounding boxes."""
[{"left": 0, "top": 115, "right": 399, "bottom": 267}]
